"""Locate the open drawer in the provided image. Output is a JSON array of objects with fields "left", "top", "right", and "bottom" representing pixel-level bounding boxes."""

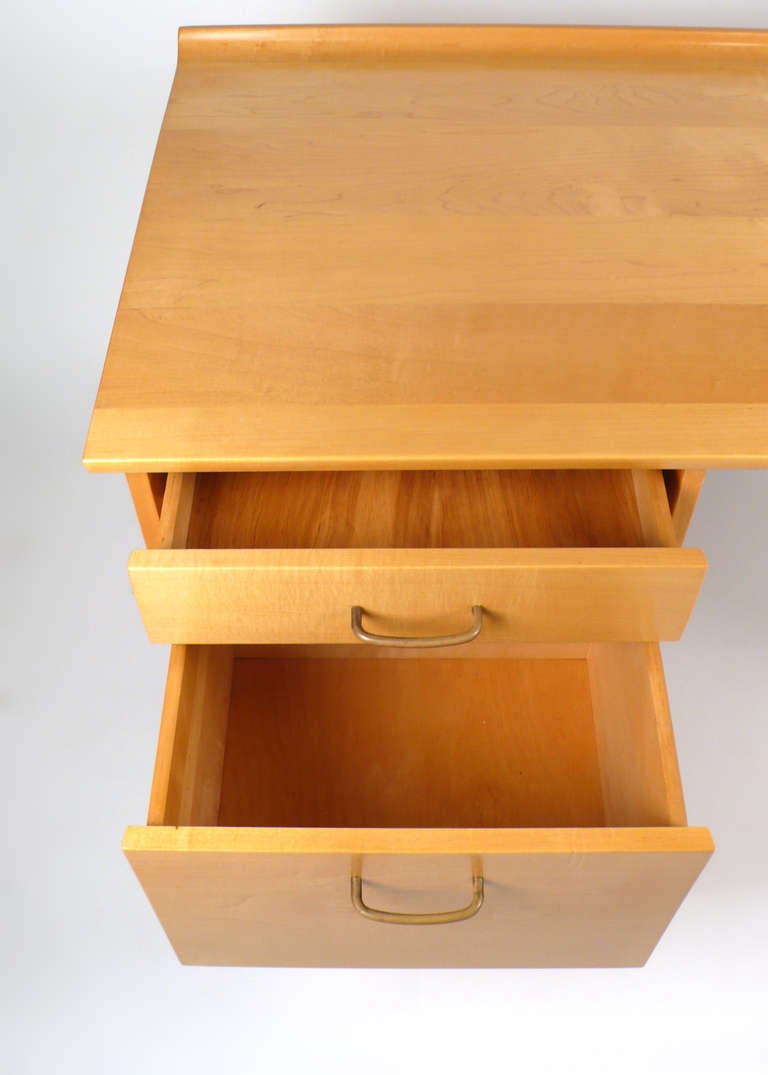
[
  {"left": 124, "top": 641, "right": 713, "bottom": 967},
  {"left": 127, "top": 469, "right": 706, "bottom": 644}
]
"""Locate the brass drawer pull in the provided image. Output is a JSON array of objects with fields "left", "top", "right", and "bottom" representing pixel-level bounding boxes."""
[
  {"left": 350, "top": 605, "right": 483, "bottom": 648},
  {"left": 351, "top": 874, "right": 484, "bottom": 925}
]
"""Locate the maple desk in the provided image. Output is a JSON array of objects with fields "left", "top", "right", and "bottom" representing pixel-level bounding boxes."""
[{"left": 84, "top": 25, "right": 768, "bottom": 966}]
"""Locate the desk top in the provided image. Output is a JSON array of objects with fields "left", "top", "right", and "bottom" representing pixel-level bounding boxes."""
[{"left": 84, "top": 25, "right": 768, "bottom": 471}]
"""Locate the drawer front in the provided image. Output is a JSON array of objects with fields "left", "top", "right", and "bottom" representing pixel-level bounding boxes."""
[
  {"left": 124, "top": 827, "right": 712, "bottom": 968},
  {"left": 128, "top": 547, "right": 706, "bottom": 644}
]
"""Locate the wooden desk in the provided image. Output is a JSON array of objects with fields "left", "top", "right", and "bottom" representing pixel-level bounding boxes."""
[{"left": 84, "top": 25, "right": 768, "bottom": 966}]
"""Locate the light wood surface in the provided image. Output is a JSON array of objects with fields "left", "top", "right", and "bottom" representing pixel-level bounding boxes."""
[
  {"left": 176, "top": 24, "right": 768, "bottom": 62},
  {"left": 665, "top": 470, "right": 707, "bottom": 544},
  {"left": 126, "top": 474, "right": 163, "bottom": 547},
  {"left": 588, "top": 642, "right": 686, "bottom": 826},
  {"left": 187, "top": 469, "right": 648, "bottom": 548},
  {"left": 124, "top": 826, "right": 712, "bottom": 967},
  {"left": 631, "top": 470, "right": 676, "bottom": 548},
  {"left": 83, "top": 25, "right": 768, "bottom": 471},
  {"left": 157, "top": 473, "right": 196, "bottom": 549},
  {"left": 86, "top": 404, "right": 768, "bottom": 471},
  {"left": 128, "top": 547, "right": 705, "bottom": 644},
  {"left": 148, "top": 646, "right": 233, "bottom": 826},
  {"left": 127, "top": 637, "right": 712, "bottom": 965},
  {"left": 217, "top": 654, "right": 604, "bottom": 828},
  {"left": 153, "top": 643, "right": 687, "bottom": 831}
]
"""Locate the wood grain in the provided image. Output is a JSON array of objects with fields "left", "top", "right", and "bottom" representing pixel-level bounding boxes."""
[
  {"left": 665, "top": 469, "right": 706, "bottom": 544},
  {"left": 83, "top": 26, "right": 768, "bottom": 470},
  {"left": 157, "top": 473, "right": 196, "bottom": 550},
  {"left": 127, "top": 547, "right": 706, "bottom": 645},
  {"left": 126, "top": 474, "right": 163, "bottom": 547},
  {"left": 588, "top": 642, "right": 686, "bottom": 826},
  {"left": 124, "top": 825, "right": 713, "bottom": 967},
  {"left": 85, "top": 403, "right": 768, "bottom": 472},
  {"left": 631, "top": 470, "right": 676, "bottom": 547},
  {"left": 123, "top": 220, "right": 768, "bottom": 308},
  {"left": 147, "top": 645, "right": 233, "bottom": 826},
  {"left": 217, "top": 655, "right": 604, "bottom": 828},
  {"left": 93, "top": 308, "right": 768, "bottom": 409},
  {"left": 187, "top": 470, "right": 646, "bottom": 549},
  {"left": 177, "top": 25, "right": 768, "bottom": 64}
]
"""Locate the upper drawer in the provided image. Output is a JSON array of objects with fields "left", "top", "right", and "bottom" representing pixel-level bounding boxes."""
[{"left": 127, "top": 469, "right": 705, "bottom": 645}]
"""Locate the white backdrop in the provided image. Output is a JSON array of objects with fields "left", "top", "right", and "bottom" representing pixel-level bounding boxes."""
[{"left": 3, "top": 4, "right": 768, "bottom": 1072}]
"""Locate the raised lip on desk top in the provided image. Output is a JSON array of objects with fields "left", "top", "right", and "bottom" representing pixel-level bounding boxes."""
[{"left": 176, "top": 24, "right": 768, "bottom": 63}]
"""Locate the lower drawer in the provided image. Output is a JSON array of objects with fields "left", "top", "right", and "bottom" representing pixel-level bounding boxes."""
[{"left": 124, "top": 642, "right": 713, "bottom": 967}]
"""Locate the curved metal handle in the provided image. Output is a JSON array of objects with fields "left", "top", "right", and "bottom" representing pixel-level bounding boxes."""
[
  {"left": 350, "top": 605, "right": 483, "bottom": 648},
  {"left": 351, "top": 874, "right": 484, "bottom": 925}
]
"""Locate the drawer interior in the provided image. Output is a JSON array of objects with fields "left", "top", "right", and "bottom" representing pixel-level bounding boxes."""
[
  {"left": 184, "top": 470, "right": 670, "bottom": 549},
  {"left": 149, "top": 642, "right": 686, "bottom": 831}
]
